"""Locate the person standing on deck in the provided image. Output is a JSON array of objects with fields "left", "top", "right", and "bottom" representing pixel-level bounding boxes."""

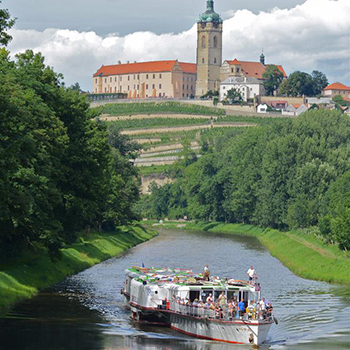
[
  {"left": 247, "top": 265, "right": 256, "bottom": 283},
  {"left": 203, "top": 264, "right": 210, "bottom": 281}
]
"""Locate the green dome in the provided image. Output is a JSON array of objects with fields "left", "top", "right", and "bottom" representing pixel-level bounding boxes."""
[{"left": 198, "top": 0, "right": 223, "bottom": 23}]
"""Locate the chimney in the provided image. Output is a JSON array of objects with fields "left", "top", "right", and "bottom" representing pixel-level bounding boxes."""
[
  {"left": 127, "top": 61, "right": 130, "bottom": 64},
  {"left": 134, "top": 61, "right": 137, "bottom": 63},
  {"left": 117, "top": 61, "right": 121, "bottom": 65}
]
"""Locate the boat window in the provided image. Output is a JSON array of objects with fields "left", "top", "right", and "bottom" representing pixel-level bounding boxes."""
[
  {"left": 214, "top": 290, "right": 224, "bottom": 300},
  {"left": 227, "top": 290, "right": 236, "bottom": 301},
  {"left": 189, "top": 290, "right": 200, "bottom": 301},
  {"left": 201, "top": 289, "right": 213, "bottom": 301}
]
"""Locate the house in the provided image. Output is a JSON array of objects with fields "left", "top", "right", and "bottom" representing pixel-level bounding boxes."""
[
  {"left": 266, "top": 100, "right": 288, "bottom": 110},
  {"left": 220, "top": 76, "right": 265, "bottom": 101},
  {"left": 93, "top": 60, "right": 197, "bottom": 99},
  {"left": 220, "top": 57, "right": 287, "bottom": 82},
  {"left": 257, "top": 104, "right": 268, "bottom": 114},
  {"left": 282, "top": 104, "right": 308, "bottom": 116},
  {"left": 323, "top": 82, "right": 350, "bottom": 99}
]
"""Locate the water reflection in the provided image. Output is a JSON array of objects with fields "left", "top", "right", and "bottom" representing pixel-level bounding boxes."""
[{"left": 1, "top": 228, "right": 349, "bottom": 350}]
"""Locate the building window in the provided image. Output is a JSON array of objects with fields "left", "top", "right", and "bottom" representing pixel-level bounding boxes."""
[
  {"left": 183, "top": 84, "right": 185, "bottom": 89},
  {"left": 146, "top": 84, "right": 149, "bottom": 89},
  {"left": 128, "top": 76, "right": 130, "bottom": 81},
  {"left": 231, "top": 68, "right": 234, "bottom": 73},
  {"left": 128, "top": 86, "right": 130, "bottom": 90},
  {"left": 134, "top": 85, "right": 136, "bottom": 89},
  {"left": 104, "top": 87, "right": 107, "bottom": 92},
  {"left": 137, "top": 75, "right": 139, "bottom": 79},
  {"left": 223, "top": 86, "right": 225, "bottom": 89},
  {"left": 137, "top": 85, "right": 139, "bottom": 90},
  {"left": 120, "top": 76, "right": 122, "bottom": 81},
  {"left": 213, "top": 36, "right": 218, "bottom": 48},
  {"left": 152, "top": 84, "right": 155, "bottom": 89},
  {"left": 214, "top": 58, "right": 217, "bottom": 64},
  {"left": 201, "top": 35, "right": 206, "bottom": 48},
  {"left": 159, "top": 74, "right": 162, "bottom": 79},
  {"left": 146, "top": 74, "right": 149, "bottom": 79},
  {"left": 105, "top": 78, "right": 107, "bottom": 83},
  {"left": 133, "top": 74, "right": 135, "bottom": 79},
  {"left": 95, "top": 78, "right": 97, "bottom": 83},
  {"left": 159, "top": 84, "right": 162, "bottom": 89},
  {"left": 153, "top": 74, "right": 155, "bottom": 79},
  {"left": 236, "top": 68, "right": 240, "bottom": 73},
  {"left": 114, "top": 87, "right": 117, "bottom": 92},
  {"left": 115, "top": 77, "right": 117, "bottom": 82},
  {"left": 202, "top": 58, "right": 205, "bottom": 64}
]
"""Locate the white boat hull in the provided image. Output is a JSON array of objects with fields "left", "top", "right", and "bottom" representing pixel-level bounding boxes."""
[{"left": 170, "top": 313, "right": 272, "bottom": 345}]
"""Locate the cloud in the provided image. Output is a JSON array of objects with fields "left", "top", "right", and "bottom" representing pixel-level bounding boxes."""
[{"left": 8, "top": 0, "right": 350, "bottom": 91}]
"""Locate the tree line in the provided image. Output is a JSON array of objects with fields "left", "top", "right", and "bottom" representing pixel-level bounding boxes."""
[
  {"left": 0, "top": 48, "right": 140, "bottom": 258},
  {"left": 137, "top": 110, "right": 350, "bottom": 250}
]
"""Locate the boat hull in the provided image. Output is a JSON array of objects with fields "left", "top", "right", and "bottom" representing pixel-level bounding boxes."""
[{"left": 170, "top": 313, "right": 272, "bottom": 345}]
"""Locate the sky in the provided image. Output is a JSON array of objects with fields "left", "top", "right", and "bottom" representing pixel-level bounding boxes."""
[{"left": 5, "top": 0, "right": 350, "bottom": 91}]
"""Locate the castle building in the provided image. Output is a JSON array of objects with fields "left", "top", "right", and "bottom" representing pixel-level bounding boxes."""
[
  {"left": 195, "top": 0, "right": 223, "bottom": 97},
  {"left": 93, "top": 60, "right": 196, "bottom": 99},
  {"left": 220, "top": 58, "right": 287, "bottom": 82}
]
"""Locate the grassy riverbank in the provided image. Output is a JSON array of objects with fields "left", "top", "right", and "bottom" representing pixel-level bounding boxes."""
[
  {"left": 144, "top": 221, "right": 350, "bottom": 285},
  {"left": 0, "top": 225, "right": 157, "bottom": 311}
]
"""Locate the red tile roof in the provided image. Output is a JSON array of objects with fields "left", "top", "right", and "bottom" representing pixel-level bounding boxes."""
[
  {"left": 93, "top": 60, "right": 196, "bottom": 77},
  {"left": 227, "top": 59, "right": 287, "bottom": 79},
  {"left": 324, "top": 82, "right": 350, "bottom": 91}
]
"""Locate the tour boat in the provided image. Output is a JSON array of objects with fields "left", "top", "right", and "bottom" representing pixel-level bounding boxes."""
[{"left": 121, "top": 267, "right": 276, "bottom": 346}]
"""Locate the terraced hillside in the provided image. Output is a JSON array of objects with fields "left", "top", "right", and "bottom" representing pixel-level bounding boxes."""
[{"left": 92, "top": 101, "right": 290, "bottom": 191}]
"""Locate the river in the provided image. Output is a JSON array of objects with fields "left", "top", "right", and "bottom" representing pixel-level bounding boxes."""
[{"left": 1, "top": 228, "right": 349, "bottom": 350}]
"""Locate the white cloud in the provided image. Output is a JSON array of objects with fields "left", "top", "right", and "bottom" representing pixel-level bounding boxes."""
[{"left": 8, "top": 0, "right": 350, "bottom": 91}]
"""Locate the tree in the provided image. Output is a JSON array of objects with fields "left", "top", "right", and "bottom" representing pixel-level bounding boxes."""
[
  {"left": 226, "top": 88, "right": 243, "bottom": 103},
  {"left": 70, "top": 82, "right": 82, "bottom": 92},
  {"left": 0, "top": 1, "right": 15, "bottom": 46},
  {"left": 262, "top": 65, "right": 284, "bottom": 96},
  {"left": 332, "top": 95, "right": 344, "bottom": 105},
  {"left": 279, "top": 79, "right": 292, "bottom": 96},
  {"left": 287, "top": 71, "right": 314, "bottom": 96},
  {"left": 311, "top": 70, "right": 328, "bottom": 96}
]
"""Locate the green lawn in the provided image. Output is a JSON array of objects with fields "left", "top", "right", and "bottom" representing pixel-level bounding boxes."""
[
  {"left": 0, "top": 225, "right": 157, "bottom": 311},
  {"left": 95, "top": 101, "right": 226, "bottom": 116}
]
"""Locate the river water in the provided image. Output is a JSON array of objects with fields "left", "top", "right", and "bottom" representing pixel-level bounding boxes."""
[{"left": 1, "top": 228, "right": 349, "bottom": 350}]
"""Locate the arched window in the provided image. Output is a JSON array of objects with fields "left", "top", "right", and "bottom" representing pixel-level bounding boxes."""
[
  {"left": 213, "top": 36, "right": 218, "bottom": 48},
  {"left": 201, "top": 36, "right": 206, "bottom": 48},
  {"left": 202, "top": 58, "right": 205, "bottom": 64}
]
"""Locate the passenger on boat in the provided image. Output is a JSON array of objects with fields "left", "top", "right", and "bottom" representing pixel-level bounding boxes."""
[
  {"left": 259, "top": 297, "right": 266, "bottom": 319},
  {"left": 238, "top": 299, "right": 246, "bottom": 319},
  {"left": 218, "top": 291, "right": 227, "bottom": 306},
  {"left": 204, "top": 300, "right": 210, "bottom": 309},
  {"left": 206, "top": 293, "right": 213, "bottom": 303},
  {"left": 247, "top": 265, "right": 256, "bottom": 282},
  {"left": 198, "top": 300, "right": 204, "bottom": 308},
  {"left": 192, "top": 298, "right": 199, "bottom": 307},
  {"left": 203, "top": 264, "right": 210, "bottom": 281},
  {"left": 246, "top": 300, "right": 256, "bottom": 320},
  {"left": 266, "top": 301, "right": 273, "bottom": 318}
]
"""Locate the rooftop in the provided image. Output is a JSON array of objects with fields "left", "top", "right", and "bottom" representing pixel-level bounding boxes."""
[
  {"left": 324, "top": 82, "right": 350, "bottom": 91},
  {"left": 93, "top": 60, "right": 196, "bottom": 77},
  {"left": 227, "top": 59, "right": 287, "bottom": 79}
]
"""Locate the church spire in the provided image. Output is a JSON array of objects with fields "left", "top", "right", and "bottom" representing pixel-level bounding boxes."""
[{"left": 207, "top": 0, "right": 214, "bottom": 11}]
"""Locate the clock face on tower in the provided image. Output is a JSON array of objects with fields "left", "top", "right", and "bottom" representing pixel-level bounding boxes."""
[{"left": 195, "top": 0, "right": 223, "bottom": 97}]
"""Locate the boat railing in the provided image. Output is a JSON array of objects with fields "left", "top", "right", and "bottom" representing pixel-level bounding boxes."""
[{"left": 169, "top": 300, "right": 273, "bottom": 322}]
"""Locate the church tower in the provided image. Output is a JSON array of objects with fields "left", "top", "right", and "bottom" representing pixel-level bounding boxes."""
[{"left": 195, "top": 0, "right": 223, "bottom": 97}]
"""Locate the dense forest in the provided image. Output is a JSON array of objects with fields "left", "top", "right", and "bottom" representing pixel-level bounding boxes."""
[
  {"left": 0, "top": 49, "right": 140, "bottom": 258},
  {"left": 137, "top": 110, "right": 350, "bottom": 250}
]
